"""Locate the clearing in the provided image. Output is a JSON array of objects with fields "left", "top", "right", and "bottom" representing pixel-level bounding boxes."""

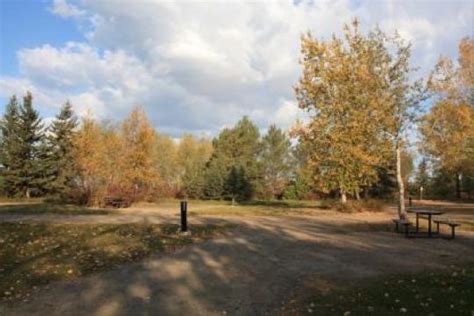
[{"left": 0, "top": 200, "right": 473, "bottom": 315}]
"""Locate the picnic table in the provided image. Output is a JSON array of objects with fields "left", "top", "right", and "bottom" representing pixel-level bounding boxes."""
[
  {"left": 103, "top": 197, "right": 131, "bottom": 208},
  {"left": 407, "top": 209, "right": 444, "bottom": 237}
]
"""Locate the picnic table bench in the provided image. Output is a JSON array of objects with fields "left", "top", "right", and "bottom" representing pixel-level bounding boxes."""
[
  {"left": 103, "top": 197, "right": 131, "bottom": 208},
  {"left": 433, "top": 219, "right": 460, "bottom": 240},
  {"left": 392, "top": 218, "right": 411, "bottom": 236}
]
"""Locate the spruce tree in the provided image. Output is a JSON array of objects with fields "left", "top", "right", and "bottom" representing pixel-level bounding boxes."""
[
  {"left": 16, "top": 92, "right": 46, "bottom": 198},
  {"left": 47, "top": 102, "right": 78, "bottom": 199},
  {"left": 415, "top": 158, "right": 430, "bottom": 199},
  {"left": 203, "top": 155, "right": 227, "bottom": 199},
  {"left": 203, "top": 116, "right": 261, "bottom": 200},
  {"left": 259, "top": 125, "right": 292, "bottom": 199},
  {"left": 225, "top": 166, "right": 251, "bottom": 205},
  {"left": 0, "top": 96, "right": 22, "bottom": 196}
]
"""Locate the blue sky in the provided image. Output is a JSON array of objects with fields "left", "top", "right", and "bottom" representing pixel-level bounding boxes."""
[
  {"left": 0, "top": 0, "right": 473, "bottom": 137},
  {"left": 1, "top": 0, "right": 82, "bottom": 75},
  {"left": 0, "top": 0, "right": 83, "bottom": 116}
]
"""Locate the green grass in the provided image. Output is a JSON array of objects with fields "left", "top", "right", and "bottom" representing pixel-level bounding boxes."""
[
  {"left": 240, "top": 200, "right": 326, "bottom": 209},
  {"left": 0, "top": 203, "right": 113, "bottom": 216},
  {"left": 185, "top": 199, "right": 328, "bottom": 216},
  {"left": 284, "top": 265, "right": 474, "bottom": 315},
  {"left": 0, "top": 199, "right": 387, "bottom": 217},
  {"left": 0, "top": 197, "right": 44, "bottom": 203},
  {"left": 0, "top": 222, "right": 234, "bottom": 302},
  {"left": 186, "top": 199, "right": 389, "bottom": 216}
]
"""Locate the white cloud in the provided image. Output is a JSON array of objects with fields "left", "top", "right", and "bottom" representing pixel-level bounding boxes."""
[
  {"left": 274, "top": 99, "right": 303, "bottom": 129},
  {"left": 1, "top": 0, "right": 473, "bottom": 137},
  {"left": 50, "top": 0, "right": 85, "bottom": 18}
]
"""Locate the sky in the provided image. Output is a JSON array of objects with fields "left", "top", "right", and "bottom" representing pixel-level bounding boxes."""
[{"left": 0, "top": 0, "right": 473, "bottom": 137}]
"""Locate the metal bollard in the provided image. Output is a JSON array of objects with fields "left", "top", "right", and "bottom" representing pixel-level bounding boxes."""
[
  {"left": 409, "top": 196, "right": 412, "bottom": 207},
  {"left": 180, "top": 201, "right": 188, "bottom": 232}
]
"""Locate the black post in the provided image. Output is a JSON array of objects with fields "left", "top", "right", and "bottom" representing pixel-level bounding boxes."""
[
  {"left": 409, "top": 196, "right": 412, "bottom": 207},
  {"left": 428, "top": 214, "right": 432, "bottom": 238},
  {"left": 416, "top": 213, "right": 419, "bottom": 233},
  {"left": 180, "top": 201, "right": 188, "bottom": 232}
]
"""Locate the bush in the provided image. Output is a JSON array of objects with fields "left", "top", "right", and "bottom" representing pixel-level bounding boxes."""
[
  {"left": 283, "top": 177, "right": 310, "bottom": 200},
  {"left": 333, "top": 199, "right": 386, "bottom": 213}
]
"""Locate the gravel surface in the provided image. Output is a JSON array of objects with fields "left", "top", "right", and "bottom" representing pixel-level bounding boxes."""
[{"left": 1, "top": 207, "right": 474, "bottom": 316}]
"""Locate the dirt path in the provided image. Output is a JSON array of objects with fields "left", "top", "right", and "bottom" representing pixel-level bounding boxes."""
[{"left": 1, "top": 210, "right": 474, "bottom": 316}]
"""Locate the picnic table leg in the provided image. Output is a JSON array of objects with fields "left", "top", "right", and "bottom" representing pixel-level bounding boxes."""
[
  {"left": 416, "top": 213, "right": 419, "bottom": 233},
  {"left": 428, "top": 214, "right": 432, "bottom": 237}
]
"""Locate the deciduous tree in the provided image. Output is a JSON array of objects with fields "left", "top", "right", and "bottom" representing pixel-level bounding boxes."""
[
  {"left": 294, "top": 20, "right": 394, "bottom": 204},
  {"left": 421, "top": 37, "right": 474, "bottom": 199},
  {"left": 120, "top": 106, "right": 160, "bottom": 200}
]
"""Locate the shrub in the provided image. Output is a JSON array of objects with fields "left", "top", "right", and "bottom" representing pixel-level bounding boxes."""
[{"left": 333, "top": 199, "right": 386, "bottom": 213}]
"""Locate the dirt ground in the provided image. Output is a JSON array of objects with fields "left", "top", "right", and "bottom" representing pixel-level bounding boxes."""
[{"left": 1, "top": 201, "right": 474, "bottom": 316}]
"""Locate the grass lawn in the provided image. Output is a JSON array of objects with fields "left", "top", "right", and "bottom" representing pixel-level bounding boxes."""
[
  {"left": 186, "top": 199, "right": 329, "bottom": 216},
  {"left": 0, "top": 222, "right": 234, "bottom": 302},
  {"left": 283, "top": 265, "right": 474, "bottom": 315},
  {"left": 184, "top": 199, "right": 388, "bottom": 216},
  {"left": 0, "top": 200, "right": 328, "bottom": 217},
  {"left": 0, "top": 199, "right": 389, "bottom": 217},
  {"left": 0, "top": 203, "right": 114, "bottom": 216}
]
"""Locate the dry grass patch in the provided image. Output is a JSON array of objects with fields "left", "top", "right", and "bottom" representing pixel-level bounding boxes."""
[{"left": 0, "top": 222, "right": 234, "bottom": 303}]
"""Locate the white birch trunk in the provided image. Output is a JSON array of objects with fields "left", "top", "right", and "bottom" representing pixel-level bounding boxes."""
[
  {"left": 396, "top": 142, "right": 406, "bottom": 219},
  {"left": 340, "top": 189, "right": 347, "bottom": 204}
]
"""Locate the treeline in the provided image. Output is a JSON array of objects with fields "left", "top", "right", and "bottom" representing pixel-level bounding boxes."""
[
  {"left": 0, "top": 91, "right": 447, "bottom": 206},
  {"left": 0, "top": 20, "right": 472, "bottom": 209},
  {"left": 0, "top": 97, "right": 306, "bottom": 204}
]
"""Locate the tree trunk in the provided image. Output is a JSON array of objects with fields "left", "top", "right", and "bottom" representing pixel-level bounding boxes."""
[
  {"left": 363, "top": 188, "right": 369, "bottom": 199},
  {"left": 396, "top": 142, "right": 406, "bottom": 219},
  {"left": 340, "top": 189, "right": 347, "bottom": 204},
  {"left": 455, "top": 173, "right": 461, "bottom": 199},
  {"left": 355, "top": 190, "right": 361, "bottom": 201},
  {"left": 26, "top": 188, "right": 30, "bottom": 199},
  {"left": 231, "top": 196, "right": 235, "bottom": 207}
]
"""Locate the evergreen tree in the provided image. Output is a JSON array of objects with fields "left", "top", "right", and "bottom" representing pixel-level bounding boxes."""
[
  {"left": 225, "top": 166, "right": 251, "bottom": 205},
  {"left": 17, "top": 92, "right": 47, "bottom": 197},
  {"left": 203, "top": 116, "right": 260, "bottom": 200},
  {"left": 0, "top": 93, "right": 46, "bottom": 197},
  {"left": 0, "top": 96, "right": 22, "bottom": 196},
  {"left": 203, "top": 154, "right": 227, "bottom": 199},
  {"left": 47, "top": 102, "right": 78, "bottom": 199},
  {"left": 259, "top": 125, "right": 292, "bottom": 199},
  {"left": 414, "top": 158, "right": 429, "bottom": 198},
  {"left": 283, "top": 176, "right": 310, "bottom": 200}
]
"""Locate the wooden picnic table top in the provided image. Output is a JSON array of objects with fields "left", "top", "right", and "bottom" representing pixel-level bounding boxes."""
[{"left": 407, "top": 209, "right": 444, "bottom": 215}]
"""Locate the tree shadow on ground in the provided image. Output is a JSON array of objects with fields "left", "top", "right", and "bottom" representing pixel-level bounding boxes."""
[
  {"left": 1, "top": 216, "right": 474, "bottom": 316},
  {"left": 0, "top": 203, "right": 114, "bottom": 216}
]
